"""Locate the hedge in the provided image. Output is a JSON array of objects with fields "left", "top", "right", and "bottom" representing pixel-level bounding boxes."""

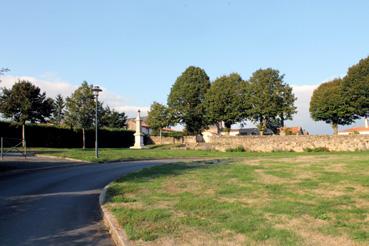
[{"left": 0, "top": 121, "right": 135, "bottom": 148}]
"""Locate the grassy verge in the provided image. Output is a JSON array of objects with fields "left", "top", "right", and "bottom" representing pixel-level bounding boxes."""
[
  {"left": 30, "top": 146, "right": 369, "bottom": 163},
  {"left": 106, "top": 152, "right": 369, "bottom": 245}
]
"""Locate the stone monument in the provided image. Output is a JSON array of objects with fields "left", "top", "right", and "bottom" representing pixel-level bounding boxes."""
[{"left": 130, "top": 110, "right": 145, "bottom": 149}]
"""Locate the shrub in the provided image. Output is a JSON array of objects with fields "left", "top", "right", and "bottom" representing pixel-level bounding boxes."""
[
  {"left": 303, "top": 147, "right": 330, "bottom": 152},
  {"left": 226, "top": 145, "right": 246, "bottom": 152},
  {"left": 0, "top": 121, "right": 134, "bottom": 148}
]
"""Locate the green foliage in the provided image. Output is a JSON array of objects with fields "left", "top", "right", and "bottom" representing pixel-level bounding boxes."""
[
  {"left": 248, "top": 68, "right": 296, "bottom": 134},
  {"left": 147, "top": 102, "right": 171, "bottom": 132},
  {"left": 167, "top": 66, "right": 210, "bottom": 134},
  {"left": 309, "top": 78, "right": 356, "bottom": 134},
  {"left": 0, "top": 121, "right": 134, "bottom": 148},
  {"left": 342, "top": 55, "right": 369, "bottom": 118},
  {"left": 100, "top": 105, "right": 127, "bottom": 128},
  {"left": 52, "top": 94, "right": 65, "bottom": 125},
  {"left": 303, "top": 147, "right": 330, "bottom": 152},
  {"left": 204, "top": 73, "right": 249, "bottom": 130},
  {"left": 0, "top": 80, "right": 53, "bottom": 124},
  {"left": 225, "top": 145, "right": 246, "bottom": 152},
  {"left": 64, "top": 81, "right": 95, "bottom": 130}
]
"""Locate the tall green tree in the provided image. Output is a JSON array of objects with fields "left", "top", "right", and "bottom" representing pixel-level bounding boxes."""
[
  {"left": 341, "top": 55, "right": 369, "bottom": 121},
  {"left": 167, "top": 66, "right": 210, "bottom": 135},
  {"left": 52, "top": 94, "right": 65, "bottom": 125},
  {"left": 248, "top": 68, "right": 296, "bottom": 135},
  {"left": 0, "top": 80, "right": 53, "bottom": 145},
  {"left": 100, "top": 105, "right": 127, "bottom": 128},
  {"left": 310, "top": 78, "right": 356, "bottom": 135},
  {"left": 276, "top": 83, "right": 297, "bottom": 127},
  {"left": 147, "top": 102, "right": 171, "bottom": 139},
  {"left": 204, "top": 73, "right": 249, "bottom": 133},
  {"left": 64, "top": 81, "right": 95, "bottom": 149}
]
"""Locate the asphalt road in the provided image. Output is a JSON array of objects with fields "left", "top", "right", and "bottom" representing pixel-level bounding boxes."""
[{"left": 0, "top": 158, "right": 175, "bottom": 246}]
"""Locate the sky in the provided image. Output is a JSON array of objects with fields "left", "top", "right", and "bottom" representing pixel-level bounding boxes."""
[{"left": 1, "top": 0, "right": 369, "bottom": 134}]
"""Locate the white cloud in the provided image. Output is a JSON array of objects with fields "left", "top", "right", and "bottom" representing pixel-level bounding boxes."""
[{"left": 0, "top": 75, "right": 147, "bottom": 117}]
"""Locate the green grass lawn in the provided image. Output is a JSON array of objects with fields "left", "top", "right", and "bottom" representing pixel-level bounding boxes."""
[
  {"left": 30, "top": 145, "right": 368, "bottom": 163},
  {"left": 105, "top": 151, "right": 369, "bottom": 245}
]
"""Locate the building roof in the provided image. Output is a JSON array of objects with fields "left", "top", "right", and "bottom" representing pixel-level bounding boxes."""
[
  {"left": 342, "top": 127, "right": 369, "bottom": 132},
  {"left": 279, "top": 126, "right": 303, "bottom": 134}
]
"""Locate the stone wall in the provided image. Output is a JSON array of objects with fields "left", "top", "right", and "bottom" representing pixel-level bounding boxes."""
[
  {"left": 148, "top": 136, "right": 197, "bottom": 145},
  {"left": 207, "top": 135, "right": 369, "bottom": 152}
]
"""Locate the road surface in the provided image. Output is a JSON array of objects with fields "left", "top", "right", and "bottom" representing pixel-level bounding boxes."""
[{"left": 0, "top": 157, "right": 176, "bottom": 245}]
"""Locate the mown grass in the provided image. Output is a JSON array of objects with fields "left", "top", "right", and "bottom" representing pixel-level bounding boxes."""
[
  {"left": 30, "top": 146, "right": 369, "bottom": 163},
  {"left": 106, "top": 152, "right": 369, "bottom": 245}
]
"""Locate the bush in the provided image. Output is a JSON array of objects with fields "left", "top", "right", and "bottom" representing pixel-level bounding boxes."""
[
  {"left": 303, "top": 147, "right": 330, "bottom": 152},
  {"left": 0, "top": 121, "right": 134, "bottom": 148},
  {"left": 225, "top": 145, "right": 246, "bottom": 152}
]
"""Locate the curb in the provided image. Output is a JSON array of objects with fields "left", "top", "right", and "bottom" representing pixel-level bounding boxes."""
[
  {"left": 99, "top": 184, "right": 131, "bottom": 246},
  {"left": 34, "top": 154, "right": 90, "bottom": 163}
]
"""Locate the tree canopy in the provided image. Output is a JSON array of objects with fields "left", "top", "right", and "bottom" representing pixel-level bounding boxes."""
[
  {"left": 52, "top": 94, "right": 65, "bottom": 125},
  {"left": 342, "top": 55, "right": 369, "bottom": 119},
  {"left": 147, "top": 102, "right": 171, "bottom": 133},
  {"left": 64, "top": 81, "right": 95, "bottom": 130},
  {"left": 248, "top": 68, "right": 296, "bottom": 134},
  {"left": 167, "top": 66, "right": 210, "bottom": 134},
  {"left": 64, "top": 81, "right": 96, "bottom": 148},
  {"left": 100, "top": 105, "right": 127, "bottom": 128},
  {"left": 310, "top": 78, "right": 356, "bottom": 135},
  {"left": 204, "top": 73, "right": 249, "bottom": 131},
  {"left": 0, "top": 80, "right": 53, "bottom": 124}
]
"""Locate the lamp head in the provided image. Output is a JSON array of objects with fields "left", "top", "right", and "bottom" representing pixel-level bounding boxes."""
[{"left": 92, "top": 85, "right": 102, "bottom": 96}]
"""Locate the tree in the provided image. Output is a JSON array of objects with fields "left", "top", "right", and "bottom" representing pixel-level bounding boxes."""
[
  {"left": 64, "top": 81, "right": 95, "bottom": 149},
  {"left": 341, "top": 56, "right": 369, "bottom": 121},
  {"left": 0, "top": 80, "right": 53, "bottom": 145},
  {"left": 276, "top": 83, "right": 297, "bottom": 127},
  {"left": 310, "top": 78, "right": 356, "bottom": 135},
  {"left": 167, "top": 66, "right": 210, "bottom": 134},
  {"left": 248, "top": 68, "right": 296, "bottom": 135},
  {"left": 100, "top": 105, "right": 127, "bottom": 128},
  {"left": 147, "top": 102, "right": 171, "bottom": 140},
  {"left": 52, "top": 94, "right": 65, "bottom": 125},
  {"left": 204, "top": 73, "right": 249, "bottom": 133}
]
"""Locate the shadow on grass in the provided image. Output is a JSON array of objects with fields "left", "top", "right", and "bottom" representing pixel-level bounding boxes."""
[{"left": 107, "top": 159, "right": 231, "bottom": 198}]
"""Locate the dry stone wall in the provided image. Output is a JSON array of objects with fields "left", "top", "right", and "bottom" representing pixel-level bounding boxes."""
[
  {"left": 148, "top": 136, "right": 197, "bottom": 145},
  {"left": 208, "top": 135, "right": 369, "bottom": 152}
]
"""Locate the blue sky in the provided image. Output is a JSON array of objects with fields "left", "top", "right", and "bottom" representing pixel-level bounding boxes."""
[{"left": 1, "top": 1, "right": 369, "bottom": 134}]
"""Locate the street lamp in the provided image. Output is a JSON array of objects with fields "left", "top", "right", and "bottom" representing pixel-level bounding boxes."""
[{"left": 92, "top": 85, "right": 102, "bottom": 158}]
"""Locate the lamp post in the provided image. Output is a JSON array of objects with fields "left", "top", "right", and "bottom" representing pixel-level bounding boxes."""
[{"left": 92, "top": 85, "right": 102, "bottom": 158}]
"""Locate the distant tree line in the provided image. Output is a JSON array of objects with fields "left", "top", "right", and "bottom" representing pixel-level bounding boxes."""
[
  {"left": 147, "top": 66, "right": 297, "bottom": 136},
  {"left": 0, "top": 80, "right": 127, "bottom": 148},
  {"left": 310, "top": 56, "right": 369, "bottom": 134}
]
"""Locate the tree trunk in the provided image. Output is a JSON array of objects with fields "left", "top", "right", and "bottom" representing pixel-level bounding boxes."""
[
  {"left": 22, "top": 124, "right": 26, "bottom": 147},
  {"left": 332, "top": 123, "right": 338, "bottom": 135},
  {"left": 159, "top": 129, "right": 162, "bottom": 144},
  {"left": 82, "top": 128, "right": 86, "bottom": 149},
  {"left": 280, "top": 115, "right": 285, "bottom": 128},
  {"left": 259, "top": 119, "right": 265, "bottom": 136}
]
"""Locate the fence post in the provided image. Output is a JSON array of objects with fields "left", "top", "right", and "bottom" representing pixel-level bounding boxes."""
[{"left": 1, "top": 137, "right": 3, "bottom": 160}]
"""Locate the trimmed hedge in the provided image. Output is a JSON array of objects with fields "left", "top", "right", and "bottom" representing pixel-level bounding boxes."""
[{"left": 0, "top": 121, "right": 134, "bottom": 148}]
